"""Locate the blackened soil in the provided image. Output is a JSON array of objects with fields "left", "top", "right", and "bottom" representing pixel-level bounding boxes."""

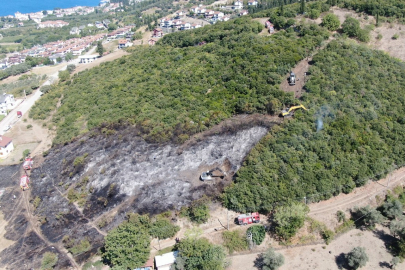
[{"left": 0, "top": 114, "right": 278, "bottom": 269}]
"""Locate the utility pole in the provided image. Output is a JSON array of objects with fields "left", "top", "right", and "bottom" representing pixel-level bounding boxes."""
[{"left": 227, "top": 209, "right": 229, "bottom": 230}]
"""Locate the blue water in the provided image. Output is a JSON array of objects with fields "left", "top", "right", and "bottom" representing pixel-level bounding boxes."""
[{"left": 1, "top": 0, "right": 101, "bottom": 17}]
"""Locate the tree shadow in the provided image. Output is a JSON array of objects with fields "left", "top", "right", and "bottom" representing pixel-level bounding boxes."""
[
  {"left": 372, "top": 229, "right": 399, "bottom": 256},
  {"left": 335, "top": 252, "right": 349, "bottom": 269},
  {"left": 379, "top": 261, "right": 391, "bottom": 268},
  {"left": 254, "top": 254, "right": 264, "bottom": 270}
]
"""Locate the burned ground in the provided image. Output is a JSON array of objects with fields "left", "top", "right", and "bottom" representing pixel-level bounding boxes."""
[{"left": 0, "top": 114, "right": 277, "bottom": 268}]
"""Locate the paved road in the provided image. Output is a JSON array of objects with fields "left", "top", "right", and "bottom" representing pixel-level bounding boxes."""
[{"left": 0, "top": 45, "right": 95, "bottom": 136}]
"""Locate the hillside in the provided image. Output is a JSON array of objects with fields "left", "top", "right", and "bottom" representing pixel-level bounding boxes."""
[
  {"left": 224, "top": 40, "right": 405, "bottom": 212},
  {"left": 30, "top": 17, "right": 329, "bottom": 145}
]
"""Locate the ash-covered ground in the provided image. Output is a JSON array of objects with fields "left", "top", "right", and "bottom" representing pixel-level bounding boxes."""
[{"left": 0, "top": 121, "right": 272, "bottom": 269}]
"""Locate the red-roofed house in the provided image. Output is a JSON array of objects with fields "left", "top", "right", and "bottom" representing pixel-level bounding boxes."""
[
  {"left": 0, "top": 136, "right": 14, "bottom": 159},
  {"left": 148, "top": 39, "right": 157, "bottom": 46}
]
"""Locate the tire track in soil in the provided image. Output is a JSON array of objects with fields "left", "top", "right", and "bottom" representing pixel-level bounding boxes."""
[
  {"left": 21, "top": 188, "right": 80, "bottom": 269},
  {"left": 309, "top": 167, "right": 405, "bottom": 217}
]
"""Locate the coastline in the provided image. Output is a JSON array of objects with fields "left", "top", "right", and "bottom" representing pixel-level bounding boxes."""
[{"left": 0, "top": 0, "right": 103, "bottom": 18}]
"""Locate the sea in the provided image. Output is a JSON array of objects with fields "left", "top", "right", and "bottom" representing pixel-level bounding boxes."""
[{"left": 0, "top": 0, "right": 101, "bottom": 17}]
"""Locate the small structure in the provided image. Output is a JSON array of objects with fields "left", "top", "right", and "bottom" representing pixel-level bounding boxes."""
[
  {"left": 152, "top": 28, "right": 164, "bottom": 38},
  {"left": 265, "top": 21, "right": 275, "bottom": 33},
  {"left": 0, "top": 136, "right": 14, "bottom": 159},
  {"left": 234, "top": 0, "right": 244, "bottom": 9},
  {"left": 49, "top": 53, "right": 65, "bottom": 64},
  {"left": 135, "top": 257, "right": 154, "bottom": 270},
  {"left": 70, "top": 27, "right": 80, "bottom": 35},
  {"left": 118, "top": 39, "right": 131, "bottom": 49},
  {"left": 148, "top": 39, "right": 157, "bottom": 46},
  {"left": 0, "top": 94, "right": 16, "bottom": 115},
  {"left": 79, "top": 55, "right": 99, "bottom": 64},
  {"left": 239, "top": 10, "right": 249, "bottom": 16},
  {"left": 155, "top": 251, "right": 178, "bottom": 270},
  {"left": 248, "top": 0, "right": 259, "bottom": 6}
]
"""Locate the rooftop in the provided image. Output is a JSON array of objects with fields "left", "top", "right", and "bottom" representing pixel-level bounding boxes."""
[{"left": 0, "top": 136, "right": 13, "bottom": 148}]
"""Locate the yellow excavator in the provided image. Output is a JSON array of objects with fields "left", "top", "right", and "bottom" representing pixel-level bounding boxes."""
[{"left": 281, "top": 104, "right": 308, "bottom": 117}]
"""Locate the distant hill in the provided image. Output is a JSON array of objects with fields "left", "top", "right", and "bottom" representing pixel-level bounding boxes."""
[{"left": 30, "top": 17, "right": 329, "bottom": 145}]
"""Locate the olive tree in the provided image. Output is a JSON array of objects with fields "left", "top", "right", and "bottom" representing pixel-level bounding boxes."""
[
  {"left": 261, "top": 248, "right": 284, "bottom": 270},
  {"left": 346, "top": 247, "right": 368, "bottom": 269}
]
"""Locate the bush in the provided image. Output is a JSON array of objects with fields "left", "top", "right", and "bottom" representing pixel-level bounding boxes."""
[
  {"left": 180, "top": 196, "right": 210, "bottom": 224},
  {"left": 322, "top": 13, "right": 340, "bottom": 31},
  {"left": 354, "top": 206, "right": 385, "bottom": 229},
  {"left": 260, "top": 248, "right": 284, "bottom": 270},
  {"left": 40, "top": 252, "right": 58, "bottom": 270},
  {"left": 247, "top": 225, "right": 266, "bottom": 245},
  {"left": 23, "top": 149, "right": 30, "bottom": 158},
  {"left": 149, "top": 218, "right": 180, "bottom": 240},
  {"left": 322, "top": 229, "right": 335, "bottom": 245},
  {"left": 392, "top": 33, "right": 399, "bottom": 40},
  {"left": 273, "top": 203, "right": 309, "bottom": 240},
  {"left": 69, "top": 239, "right": 91, "bottom": 255},
  {"left": 308, "top": 9, "right": 321, "bottom": 19},
  {"left": 381, "top": 199, "right": 403, "bottom": 219},
  {"left": 26, "top": 124, "right": 33, "bottom": 129},
  {"left": 346, "top": 247, "right": 369, "bottom": 269},
  {"left": 173, "top": 238, "right": 226, "bottom": 270},
  {"left": 337, "top": 211, "right": 346, "bottom": 222},
  {"left": 342, "top": 17, "right": 360, "bottom": 37},
  {"left": 222, "top": 230, "right": 248, "bottom": 253}
]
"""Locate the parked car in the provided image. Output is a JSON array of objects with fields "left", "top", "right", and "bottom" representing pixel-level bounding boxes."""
[{"left": 3, "top": 125, "right": 11, "bottom": 132}]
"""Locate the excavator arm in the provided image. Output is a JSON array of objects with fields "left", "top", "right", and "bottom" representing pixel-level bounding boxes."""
[{"left": 281, "top": 104, "right": 308, "bottom": 116}]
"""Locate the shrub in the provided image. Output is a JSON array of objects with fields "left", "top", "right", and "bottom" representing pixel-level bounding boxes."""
[
  {"left": 247, "top": 225, "right": 266, "bottom": 246},
  {"left": 346, "top": 247, "right": 368, "bottom": 269},
  {"left": 337, "top": 211, "right": 346, "bottom": 222},
  {"left": 273, "top": 203, "right": 309, "bottom": 240},
  {"left": 321, "top": 13, "right": 340, "bottom": 31},
  {"left": 180, "top": 196, "right": 210, "bottom": 224},
  {"left": 260, "top": 248, "right": 284, "bottom": 270},
  {"left": 392, "top": 33, "right": 399, "bottom": 40},
  {"left": 342, "top": 17, "right": 360, "bottom": 37},
  {"left": 335, "top": 220, "right": 355, "bottom": 234},
  {"left": 69, "top": 239, "right": 91, "bottom": 255},
  {"left": 40, "top": 252, "right": 58, "bottom": 270},
  {"left": 222, "top": 230, "right": 248, "bottom": 253},
  {"left": 26, "top": 124, "right": 33, "bottom": 129},
  {"left": 23, "top": 149, "right": 30, "bottom": 158},
  {"left": 322, "top": 229, "right": 335, "bottom": 245},
  {"left": 149, "top": 219, "right": 180, "bottom": 240}
]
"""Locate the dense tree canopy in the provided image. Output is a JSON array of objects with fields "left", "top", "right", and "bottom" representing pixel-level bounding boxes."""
[
  {"left": 172, "top": 238, "right": 227, "bottom": 270},
  {"left": 30, "top": 17, "right": 329, "bottom": 145},
  {"left": 223, "top": 40, "right": 405, "bottom": 212}
]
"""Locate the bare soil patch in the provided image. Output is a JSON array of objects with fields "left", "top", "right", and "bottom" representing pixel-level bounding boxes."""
[
  {"left": 73, "top": 49, "right": 129, "bottom": 75},
  {"left": 228, "top": 225, "right": 394, "bottom": 270}
]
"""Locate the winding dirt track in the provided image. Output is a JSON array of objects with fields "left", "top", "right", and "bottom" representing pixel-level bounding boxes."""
[
  {"left": 309, "top": 167, "right": 405, "bottom": 227},
  {"left": 21, "top": 170, "right": 80, "bottom": 269}
]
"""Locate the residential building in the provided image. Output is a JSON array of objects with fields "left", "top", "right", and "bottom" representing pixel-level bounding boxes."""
[
  {"left": 239, "top": 10, "right": 249, "bottom": 16},
  {"left": 248, "top": 0, "right": 259, "bottom": 6},
  {"left": 49, "top": 53, "right": 65, "bottom": 64},
  {"left": 70, "top": 27, "right": 80, "bottom": 35},
  {"left": 0, "top": 94, "right": 15, "bottom": 115},
  {"left": 38, "top": 20, "right": 69, "bottom": 28},
  {"left": 152, "top": 28, "right": 164, "bottom": 38},
  {"left": 234, "top": 0, "right": 244, "bottom": 9},
  {"left": 79, "top": 55, "right": 98, "bottom": 64},
  {"left": 0, "top": 136, "right": 14, "bottom": 159},
  {"left": 118, "top": 39, "right": 131, "bottom": 49},
  {"left": 155, "top": 251, "right": 178, "bottom": 270}
]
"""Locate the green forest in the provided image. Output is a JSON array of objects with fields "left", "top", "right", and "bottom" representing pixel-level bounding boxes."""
[
  {"left": 223, "top": 40, "right": 405, "bottom": 212},
  {"left": 31, "top": 17, "right": 329, "bottom": 144}
]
